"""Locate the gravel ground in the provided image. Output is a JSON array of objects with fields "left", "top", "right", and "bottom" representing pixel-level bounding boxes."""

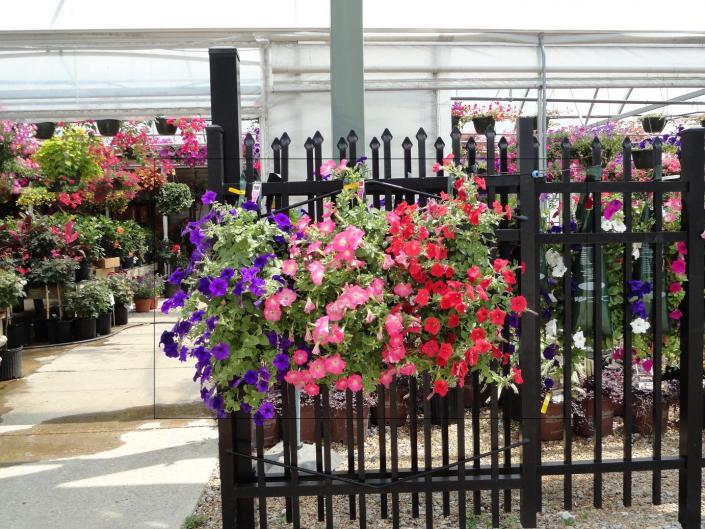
[{"left": 189, "top": 409, "right": 700, "bottom": 529}]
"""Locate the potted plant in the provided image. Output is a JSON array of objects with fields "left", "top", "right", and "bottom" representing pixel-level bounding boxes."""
[
  {"left": 96, "top": 119, "right": 121, "bottom": 137},
  {"left": 641, "top": 113, "right": 667, "bottom": 134},
  {"left": 132, "top": 273, "right": 163, "bottom": 312},
  {"left": 28, "top": 257, "right": 77, "bottom": 344},
  {"left": 65, "top": 279, "right": 112, "bottom": 340},
  {"left": 301, "top": 390, "right": 373, "bottom": 444},
  {"left": 572, "top": 376, "right": 615, "bottom": 438},
  {"left": 631, "top": 379, "right": 675, "bottom": 434},
  {"left": 16, "top": 186, "right": 56, "bottom": 214},
  {"left": 156, "top": 182, "right": 193, "bottom": 217},
  {"left": 0, "top": 269, "right": 28, "bottom": 349},
  {"left": 107, "top": 273, "right": 133, "bottom": 325},
  {"left": 468, "top": 101, "right": 516, "bottom": 134},
  {"left": 155, "top": 117, "right": 178, "bottom": 135},
  {"left": 34, "top": 122, "right": 56, "bottom": 140}
]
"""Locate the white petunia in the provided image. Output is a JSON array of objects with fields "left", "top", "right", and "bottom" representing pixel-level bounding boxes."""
[
  {"left": 546, "top": 319, "right": 557, "bottom": 339},
  {"left": 630, "top": 317, "right": 650, "bottom": 334},
  {"left": 611, "top": 219, "right": 626, "bottom": 233},
  {"left": 552, "top": 260, "right": 567, "bottom": 278},
  {"left": 573, "top": 330, "right": 586, "bottom": 350},
  {"left": 545, "top": 248, "right": 562, "bottom": 268},
  {"left": 632, "top": 242, "right": 641, "bottom": 260},
  {"left": 601, "top": 219, "right": 614, "bottom": 232}
]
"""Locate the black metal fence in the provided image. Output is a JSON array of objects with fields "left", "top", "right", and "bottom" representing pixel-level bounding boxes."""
[{"left": 206, "top": 48, "right": 705, "bottom": 529}]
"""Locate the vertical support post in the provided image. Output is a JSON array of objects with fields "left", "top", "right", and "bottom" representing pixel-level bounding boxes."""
[
  {"left": 219, "top": 410, "right": 255, "bottom": 529},
  {"left": 536, "top": 33, "right": 547, "bottom": 176},
  {"left": 518, "top": 116, "right": 540, "bottom": 528},
  {"left": 330, "top": 0, "right": 365, "bottom": 152},
  {"left": 209, "top": 47, "right": 242, "bottom": 200},
  {"left": 206, "top": 125, "right": 225, "bottom": 199},
  {"left": 678, "top": 127, "right": 704, "bottom": 529}
]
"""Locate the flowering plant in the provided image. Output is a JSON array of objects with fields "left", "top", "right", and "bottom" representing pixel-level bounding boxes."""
[
  {"left": 468, "top": 101, "right": 517, "bottom": 122},
  {"left": 156, "top": 182, "right": 194, "bottom": 215}
]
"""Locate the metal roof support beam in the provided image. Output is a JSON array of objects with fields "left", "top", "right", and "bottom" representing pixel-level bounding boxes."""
[
  {"left": 591, "top": 87, "right": 705, "bottom": 126},
  {"left": 584, "top": 87, "right": 599, "bottom": 124}
]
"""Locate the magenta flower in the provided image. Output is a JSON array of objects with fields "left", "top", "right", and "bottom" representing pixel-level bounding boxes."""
[
  {"left": 602, "top": 199, "right": 622, "bottom": 221},
  {"left": 669, "top": 309, "right": 683, "bottom": 320},
  {"left": 671, "top": 259, "right": 686, "bottom": 276}
]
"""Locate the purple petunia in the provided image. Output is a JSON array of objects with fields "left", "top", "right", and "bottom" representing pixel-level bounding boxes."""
[
  {"left": 273, "top": 353, "right": 290, "bottom": 372},
  {"left": 211, "top": 342, "right": 230, "bottom": 361},
  {"left": 168, "top": 267, "right": 187, "bottom": 285},
  {"left": 208, "top": 277, "right": 229, "bottom": 297},
  {"left": 220, "top": 267, "right": 235, "bottom": 280},
  {"left": 271, "top": 212, "right": 292, "bottom": 233},
  {"left": 197, "top": 277, "right": 211, "bottom": 295},
  {"left": 244, "top": 370, "right": 258, "bottom": 385},
  {"left": 253, "top": 401, "right": 275, "bottom": 425},
  {"left": 242, "top": 201, "right": 258, "bottom": 212},
  {"left": 256, "top": 379, "right": 270, "bottom": 393},
  {"left": 189, "top": 309, "right": 205, "bottom": 323},
  {"left": 201, "top": 190, "right": 217, "bottom": 205}
]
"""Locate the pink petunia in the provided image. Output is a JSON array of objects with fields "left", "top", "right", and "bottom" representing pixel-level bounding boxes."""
[
  {"left": 304, "top": 298, "right": 316, "bottom": 313},
  {"left": 335, "top": 378, "right": 348, "bottom": 391},
  {"left": 309, "top": 358, "right": 327, "bottom": 379},
  {"left": 393, "top": 282, "right": 413, "bottom": 297},
  {"left": 347, "top": 374, "right": 363, "bottom": 392},
  {"left": 324, "top": 354, "right": 346, "bottom": 375},
  {"left": 292, "top": 349, "right": 309, "bottom": 366},
  {"left": 281, "top": 259, "right": 298, "bottom": 276},
  {"left": 379, "top": 369, "right": 395, "bottom": 388},
  {"left": 319, "top": 159, "right": 337, "bottom": 177},
  {"left": 307, "top": 260, "right": 325, "bottom": 286},
  {"left": 676, "top": 241, "right": 687, "bottom": 255},
  {"left": 671, "top": 259, "right": 686, "bottom": 276},
  {"left": 276, "top": 288, "right": 297, "bottom": 307},
  {"left": 368, "top": 278, "right": 385, "bottom": 299},
  {"left": 668, "top": 282, "right": 683, "bottom": 293},
  {"left": 318, "top": 218, "right": 337, "bottom": 235},
  {"left": 304, "top": 382, "right": 320, "bottom": 396},
  {"left": 399, "top": 363, "right": 417, "bottom": 376},
  {"left": 669, "top": 309, "right": 682, "bottom": 320},
  {"left": 384, "top": 313, "right": 404, "bottom": 337}
]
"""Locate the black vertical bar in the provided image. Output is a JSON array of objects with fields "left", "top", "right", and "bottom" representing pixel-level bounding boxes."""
[
  {"left": 244, "top": 133, "right": 255, "bottom": 185},
  {"left": 498, "top": 136, "right": 509, "bottom": 174},
  {"left": 280, "top": 133, "right": 290, "bottom": 208},
  {"left": 206, "top": 125, "right": 225, "bottom": 200},
  {"left": 592, "top": 139, "right": 603, "bottom": 510},
  {"left": 256, "top": 424, "right": 267, "bottom": 529},
  {"left": 451, "top": 126, "right": 461, "bottom": 165},
  {"left": 434, "top": 137, "right": 445, "bottom": 176},
  {"left": 321, "top": 386, "right": 334, "bottom": 529},
  {"left": 518, "top": 116, "right": 540, "bottom": 529},
  {"left": 491, "top": 383, "right": 500, "bottom": 528},
  {"left": 457, "top": 381, "right": 467, "bottom": 529},
  {"left": 337, "top": 136, "right": 348, "bottom": 162},
  {"left": 441, "top": 395, "right": 450, "bottom": 516},
  {"left": 271, "top": 137, "right": 281, "bottom": 210},
  {"left": 281, "top": 381, "right": 292, "bottom": 523},
  {"left": 348, "top": 130, "right": 358, "bottom": 163},
  {"left": 562, "top": 134, "right": 574, "bottom": 512},
  {"left": 390, "top": 378, "right": 400, "bottom": 529},
  {"left": 652, "top": 137, "right": 664, "bottom": 506},
  {"left": 313, "top": 131, "right": 324, "bottom": 221},
  {"left": 370, "top": 137, "right": 381, "bottom": 209},
  {"left": 287, "top": 386, "right": 301, "bottom": 529},
  {"left": 382, "top": 129, "right": 393, "bottom": 211},
  {"left": 378, "top": 384, "right": 388, "bottom": 518},
  {"left": 346, "top": 389, "right": 356, "bottom": 519},
  {"left": 356, "top": 391, "right": 367, "bottom": 529},
  {"left": 314, "top": 394, "right": 324, "bottom": 521},
  {"left": 409, "top": 378, "right": 420, "bottom": 518},
  {"left": 486, "top": 126, "right": 496, "bottom": 176},
  {"left": 208, "top": 47, "right": 241, "bottom": 199},
  {"left": 402, "top": 137, "right": 413, "bottom": 204},
  {"left": 466, "top": 137, "right": 476, "bottom": 174},
  {"left": 422, "top": 374, "right": 434, "bottom": 529},
  {"left": 678, "top": 127, "right": 704, "bottom": 529},
  {"left": 472, "top": 371, "right": 481, "bottom": 515},
  {"left": 533, "top": 137, "right": 540, "bottom": 172},
  {"left": 304, "top": 138, "right": 315, "bottom": 219},
  {"left": 416, "top": 128, "right": 428, "bottom": 207},
  {"left": 219, "top": 411, "right": 255, "bottom": 529},
  {"left": 622, "top": 139, "right": 633, "bottom": 508}
]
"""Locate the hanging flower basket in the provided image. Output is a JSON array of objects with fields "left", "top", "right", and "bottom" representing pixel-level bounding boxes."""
[
  {"left": 631, "top": 149, "right": 655, "bottom": 170},
  {"left": 97, "top": 119, "right": 122, "bottom": 136},
  {"left": 34, "top": 122, "right": 56, "bottom": 140},
  {"left": 155, "top": 117, "right": 178, "bottom": 135},
  {"left": 472, "top": 116, "right": 495, "bottom": 134},
  {"left": 641, "top": 116, "right": 666, "bottom": 134}
]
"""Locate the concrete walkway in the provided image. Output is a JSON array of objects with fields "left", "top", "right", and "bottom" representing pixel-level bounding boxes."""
[{"left": 0, "top": 311, "right": 217, "bottom": 529}]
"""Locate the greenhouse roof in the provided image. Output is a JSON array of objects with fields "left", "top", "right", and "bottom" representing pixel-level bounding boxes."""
[{"left": 2, "top": 0, "right": 705, "bottom": 125}]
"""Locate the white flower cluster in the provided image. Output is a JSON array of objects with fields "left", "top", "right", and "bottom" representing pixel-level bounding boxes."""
[
  {"left": 572, "top": 330, "right": 586, "bottom": 350},
  {"left": 630, "top": 317, "right": 650, "bottom": 334},
  {"left": 601, "top": 216, "right": 626, "bottom": 233},
  {"left": 545, "top": 248, "right": 567, "bottom": 277}
]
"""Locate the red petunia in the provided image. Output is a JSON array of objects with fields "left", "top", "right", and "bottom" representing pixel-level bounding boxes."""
[
  {"left": 430, "top": 263, "right": 446, "bottom": 277},
  {"left": 470, "top": 327, "right": 486, "bottom": 341},
  {"left": 476, "top": 307, "right": 489, "bottom": 323},
  {"left": 442, "top": 225, "right": 455, "bottom": 240},
  {"left": 424, "top": 317, "right": 441, "bottom": 335},
  {"left": 467, "top": 265, "right": 481, "bottom": 283},
  {"left": 512, "top": 368, "right": 523, "bottom": 385},
  {"left": 415, "top": 288, "right": 430, "bottom": 307},
  {"left": 489, "top": 308, "right": 506, "bottom": 326},
  {"left": 448, "top": 313, "right": 460, "bottom": 328},
  {"left": 433, "top": 379, "right": 449, "bottom": 397},
  {"left": 493, "top": 258, "right": 509, "bottom": 272},
  {"left": 437, "top": 343, "right": 453, "bottom": 367},
  {"left": 510, "top": 295, "right": 528, "bottom": 314},
  {"left": 420, "top": 339, "right": 439, "bottom": 357}
]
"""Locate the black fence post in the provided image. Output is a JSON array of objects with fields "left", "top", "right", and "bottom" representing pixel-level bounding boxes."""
[
  {"left": 206, "top": 125, "right": 225, "bottom": 199},
  {"left": 678, "top": 127, "right": 705, "bottom": 529},
  {"left": 518, "top": 116, "right": 540, "bottom": 528},
  {"left": 218, "top": 410, "right": 255, "bottom": 529},
  {"left": 209, "top": 47, "right": 242, "bottom": 201}
]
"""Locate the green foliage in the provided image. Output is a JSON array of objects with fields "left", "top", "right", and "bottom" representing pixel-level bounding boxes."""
[
  {"left": 156, "top": 182, "right": 194, "bottom": 215},
  {"left": 0, "top": 269, "right": 26, "bottom": 310},
  {"left": 28, "top": 257, "right": 78, "bottom": 286},
  {"left": 65, "top": 279, "right": 112, "bottom": 318},
  {"left": 33, "top": 125, "right": 103, "bottom": 191},
  {"left": 180, "top": 514, "right": 208, "bottom": 529},
  {"left": 16, "top": 186, "right": 55, "bottom": 209},
  {"left": 132, "top": 273, "right": 164, "bottom": 299},
  {"left": 92, "top": 216, "right": 151, "bottom": 261},
  {"left": 106, "top": 274, "right": 134, "bottom": 305}
]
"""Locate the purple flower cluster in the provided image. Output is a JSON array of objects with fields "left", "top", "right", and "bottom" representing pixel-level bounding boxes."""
[{"left": 628, "top": 279, "right": 652, "bottom": 320}]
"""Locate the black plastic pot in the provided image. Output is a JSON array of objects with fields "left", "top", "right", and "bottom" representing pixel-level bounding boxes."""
[
  {"left": 6, "top": 321, "right": 31, "bottom": 348},
  {"left": 47, "top": 319, "right": 73, "bottom": 344},
  {"left": 97, "top": 119, "right": 122, "bottom": 136},
  {"left": 114, "top": 304, "right": 129, "bottom": 326},
  {"left": 0, "top": 346, "right": 23, "bottom": 380},
  {"left": 34, "top": 122, "right": 56, "bottom": 139},
  {"left": 73, "top": 317, "right": 97, "bottom": 341},
  {"left": 33, "top": 318, "right": 48, "bottom": 343},
  {"left": 530, "top": 116, "right": 551, "bottom": 131},
  {"left": 472, "top": 116, "right": 495, "bottom": 134},
  {"left": 75, "top": 260, "right": 92, "bottom": 282},
  {"left": 631, "top": 149, "right": 655, "bottom": 170},
  {"left": 155, "top": 117, "right": 177, "bottom": 135},
  {"left": 641, "top": 116, "right": 666, "bottom": 134},
  {"left": 97, "top": 312, "right": 112, "bottom": 336}
]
